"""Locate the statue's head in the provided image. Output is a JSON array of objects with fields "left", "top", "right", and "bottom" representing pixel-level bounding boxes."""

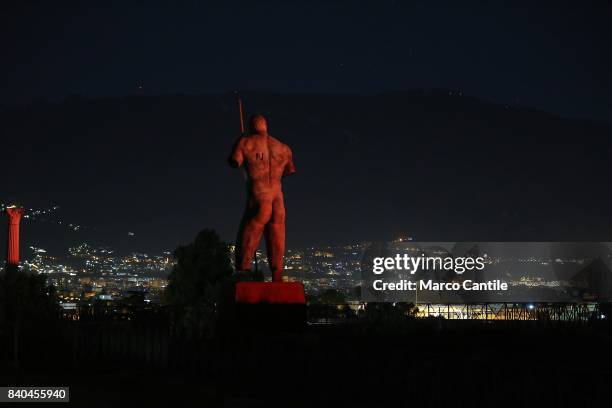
[{"left": 249, "top": 114, "right": 268, "bottom": 135}]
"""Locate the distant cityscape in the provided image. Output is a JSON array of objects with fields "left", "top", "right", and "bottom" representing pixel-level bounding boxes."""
[
  {"left": 4, "top": 202, "right": 611, "bottom": 316},
  {"left": 17, "top": 237, "right": 612, "bottom": 316},
  {"left": 20, "top": 241, "right": 368, "bottom": 309}
]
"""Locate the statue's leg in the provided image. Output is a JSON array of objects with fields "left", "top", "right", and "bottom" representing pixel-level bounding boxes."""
[
  {"left": 236, "top": 199, "right": 272, "bottom": 271},
  {"left": 265, "top": 194, "right": 286, "bottom": 282}
]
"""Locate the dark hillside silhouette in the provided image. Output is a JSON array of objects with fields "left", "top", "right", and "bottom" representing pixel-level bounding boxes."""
[{"left": 1, "top": 91, "right": 611, "bottom": 254}]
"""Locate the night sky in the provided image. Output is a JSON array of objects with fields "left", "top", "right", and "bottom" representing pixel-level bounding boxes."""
[
  {"left": 1, "top": 1, "right": 612, "bottom": 253},
  {"left": 3, "top": 1, "right": 612, "bottom": 121}
]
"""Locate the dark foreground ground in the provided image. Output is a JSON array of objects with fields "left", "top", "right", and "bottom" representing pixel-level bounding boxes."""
[{"left": 2, "top": 318, "right": 612, "bottom": 407}]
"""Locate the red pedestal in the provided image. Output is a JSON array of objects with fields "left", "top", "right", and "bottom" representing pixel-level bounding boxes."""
[{"left": 235, "top": 281, "right": 306, "bottom": 304}]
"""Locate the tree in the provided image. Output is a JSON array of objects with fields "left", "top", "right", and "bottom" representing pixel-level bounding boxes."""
[
  {"left": 317, "top": 289, "right": 346, "bottom": 305},
  {"left": 309, "top": 289, "right": 350, "bottom": 321},
  {"left": 0, "top": 268, "right": 60, "bottom": 369},
  {"left": 165, "top": 229, "right": 234, "bottom": 334},
  {"left": 363, "top": 302, "right": 418, "bottom": 324}
]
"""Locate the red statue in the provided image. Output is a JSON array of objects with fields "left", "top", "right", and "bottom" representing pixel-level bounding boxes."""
[
  {"left": 229, "top": 114, "right": 296, "bottom": 282},
  {"left": 5, "top": 206, "right": 25, "bottom": 269}
]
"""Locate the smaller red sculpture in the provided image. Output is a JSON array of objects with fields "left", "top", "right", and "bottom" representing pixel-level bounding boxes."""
[
  {"left": 229, "top": 114, "right": 296, "bottom": 282},
  {"left": 5, "top": 206, "right": 25, "bottom": 269}
]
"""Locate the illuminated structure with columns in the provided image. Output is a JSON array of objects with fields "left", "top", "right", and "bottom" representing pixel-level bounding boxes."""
[{"left": 5, "top": 206, "right": 25, "bottom": 272}]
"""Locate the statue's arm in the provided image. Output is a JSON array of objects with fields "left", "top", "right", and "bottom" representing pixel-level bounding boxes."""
[
  {"left": 283, "top": 147, "right": 296, "bottom": 177},
  {"left": 228, "top": 138, "right": 244, "bottom": 168}
]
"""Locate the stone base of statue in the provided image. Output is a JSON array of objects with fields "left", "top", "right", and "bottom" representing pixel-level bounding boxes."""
[
  {"left": 223, "top": 281, "right": 306, "bottom": 332},
  {"left": 235, "top": 281, "right": 306, "bottom": 304}
]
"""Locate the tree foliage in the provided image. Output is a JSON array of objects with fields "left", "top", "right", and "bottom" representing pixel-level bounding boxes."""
[
  {"left": 0, "top": 268, "right": 60, "bottom": 329},
  {"left": 165, "top": 229, "right": 234, "bottom": 332},
  {"left": 316, "top": 289, "right": 347, "bottom": 305},
  {"left": 0, "top": 268, "right": 61, "bottom": 368}
]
